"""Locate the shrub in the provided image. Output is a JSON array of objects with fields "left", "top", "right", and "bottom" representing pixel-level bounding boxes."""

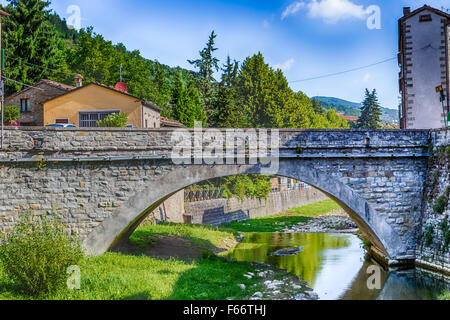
[
  {"left": 97, "top": 112, "right": 128, "bottom": 127},
  {"left": 424, "top": 225, "right": 434, "bottom": 247},
  {"left": 3, "top": 106, "right": 20, "bottom": 124},
  {"left": 0, "top": 212, "right": 84, "bottom": 296},
  {"left": 439, "top": 219, "right": 450, "bottom": 252},
  {"left": 433, "top": 195, "right": 448, "bottom": 214}
]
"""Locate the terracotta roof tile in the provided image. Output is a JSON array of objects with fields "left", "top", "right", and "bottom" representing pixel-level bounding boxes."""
[
  {"left": 41, "top": 79, "right": 75, "bottom": 91},
  {"left": 161, "top": 117, "right": 185, "bottom": 128}
]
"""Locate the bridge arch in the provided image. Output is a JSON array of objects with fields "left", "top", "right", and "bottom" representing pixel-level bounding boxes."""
[{"left": 83, "top": 160, "right": 403, "bottom": 260}]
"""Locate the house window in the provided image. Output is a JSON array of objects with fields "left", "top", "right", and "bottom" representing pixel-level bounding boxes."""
[
  {"left": 419, "top": 14, "right": 432, "bottom": 22},
  {"left": 20, "top": 99, "right": 30, "bottom": 113},
  {"left": 78, "top": 110, "right": 120, "bottom": 127}
]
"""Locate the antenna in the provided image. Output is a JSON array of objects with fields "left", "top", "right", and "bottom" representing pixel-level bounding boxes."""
[{"left": 120, "top": 64, "right": 123, "bottom": 82}]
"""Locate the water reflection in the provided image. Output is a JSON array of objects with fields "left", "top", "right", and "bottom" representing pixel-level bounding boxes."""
[{"left": 226, "top": 233, "right": 448, "bottom": 300}]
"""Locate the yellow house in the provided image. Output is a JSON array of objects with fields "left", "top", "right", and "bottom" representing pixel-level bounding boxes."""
[{"left": 43, "top": 82, "right": 161, "bottom": 128}]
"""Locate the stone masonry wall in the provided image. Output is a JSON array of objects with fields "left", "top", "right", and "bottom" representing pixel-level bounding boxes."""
[
  {"left": 416, "top": 130, "right": 450, "bottom": 274},
  {"left": 0, "top": 127, "right": 437, "bottom": 261},
  {"left": 183, "top": 188, "right": 330, "bottom": 226},
  {"left": 5, "top": 83, "right": 71, "bottom": 127}
]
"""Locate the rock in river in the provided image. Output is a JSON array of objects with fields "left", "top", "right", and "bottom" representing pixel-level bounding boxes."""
[{"left": 271, "top": 246, "right": 303, "bottom": 256}]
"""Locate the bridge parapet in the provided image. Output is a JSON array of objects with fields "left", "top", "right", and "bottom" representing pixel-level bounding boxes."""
[{"left": 0, "top": 128, "right": 431, "bottom": 162}]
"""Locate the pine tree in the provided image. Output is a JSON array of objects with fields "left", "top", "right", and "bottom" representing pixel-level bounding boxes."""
[
  {"left": 207, "top": 56, "right": 243, "bottom": 128},
  {"left": 358, "top": 89, "right": 382, "bottom": 129},
  {"left": 221, "top": 55, "right": 239, "bottom": 87},
  {"left": 2, "top": 0, "right": 67, "bottom": 94},
  {"left": 171, "top": 71, "right": 207, "bottom": 128},
  {"left": 188, "top": 31, "right": 219, "bottom": 117},
  {"left": 210, "top": 85, "right": 245, "bottom": 128}
]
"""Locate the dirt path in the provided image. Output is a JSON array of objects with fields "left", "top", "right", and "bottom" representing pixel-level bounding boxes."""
[{"left": 115, "top": 235, "right": 237, "bottom": 261}]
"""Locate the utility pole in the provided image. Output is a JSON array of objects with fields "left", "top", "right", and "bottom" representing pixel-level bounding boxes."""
[{"left": 0, "top": 10, "right": 10, "bottom": 150}]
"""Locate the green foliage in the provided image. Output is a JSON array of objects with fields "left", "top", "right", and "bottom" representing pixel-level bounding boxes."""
[
  {"left": 171, "top": 73, "right": 207, "bottom": 128},
  {"left": 220, "top": 175, "right": 272, "bottom": 200},
  {"left": 357, "top": 89, "right": 382, "bottom": 129},
  {"left": 311, "top": 98, "right": 326, "bottom": 115},
  {"left": 439, "top": 291, "right": 450, "bottom": 300},
  {"left": 0, "top": 222, "right": 265, "bottom": 300},
  {"left": 48, "top": 12, "right": 78, "bottom": 42},
  {"left": 362, "top": 237, "right": 372, "bottom": 248},
  {"left": 223, "top": 199, "right": 340, "bottom": 233},
  {"left": 0, "top": 3, "right": 361, "bottom": 130},
  {"left": 439, "top": 219, "right": 450, "bottom": 252},
  {"left": 3, "top": 106, "right": 20, "bottom": 124},
  {"left": 313, "top": 96, "right": 399, "bottom": 125},
  {"left": 188, "top": 31, "right": 220, "bottom": 116},
  {"left": 0, "top": 212, "right": 84, "bottom": 296},
  {"left": 191, "top": 175, "right": 272, "bottom": 200},
  {"left": 223, "top": 213, "right": 311, "bottom": 233},
  {"left": 288, "top": 199, "right": 341, "bottom": 218},
  {"left": 424, "top": 225, "right": 434, "bottom": 247},
  {"left": 433, "top": 195, "right": 448, "bottom": 214},
  {"left": 2, "top": 0, "right": 68, "bottom": 95},
  {"left": 97, "top": 113, "right": 128, "bottom": 128}
]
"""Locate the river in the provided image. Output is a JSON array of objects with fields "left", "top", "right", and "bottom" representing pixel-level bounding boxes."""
[{"left": 225, "top": 233, "right": 449, "bottom": 300}]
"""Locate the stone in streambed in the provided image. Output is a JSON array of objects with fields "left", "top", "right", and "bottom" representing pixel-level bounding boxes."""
[{"left": 271, "top": 246, "right": 303, "bottom": 256}]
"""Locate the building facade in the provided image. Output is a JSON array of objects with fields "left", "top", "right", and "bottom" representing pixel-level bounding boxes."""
[
  {"left": 399, "top": 6, "right": 450, "bottom": 129},
  {"left": 43, "top": 82, "right": 161, "bottom": 128},
  {"left": 4, "top": 80, "right": 74, "bottom": 126}
]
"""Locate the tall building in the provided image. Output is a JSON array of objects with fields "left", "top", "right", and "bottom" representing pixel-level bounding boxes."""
[{"left": 398, "top": 5, "right": 450, "bottom": 129}]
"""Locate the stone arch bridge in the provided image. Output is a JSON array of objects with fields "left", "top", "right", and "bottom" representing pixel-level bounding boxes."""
[{"left": 0, "top": 128, "right": 438, "bottom": 265}]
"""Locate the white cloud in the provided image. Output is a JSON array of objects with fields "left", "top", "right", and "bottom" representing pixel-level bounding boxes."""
[
  {"left": 263, "top": 19, "right": 270, "bottom": 28},
  {"left": 362, "top": 73, "right": 371, "bottom": 83},
  {"left": 281, "top": 2, "right": 305, "bottom": 20},
  {"left": 307, "top": 0, "right": 368, "bottom": 23},
  {"left": 274, "top": 58, "right": 295, "bottom": 71}
]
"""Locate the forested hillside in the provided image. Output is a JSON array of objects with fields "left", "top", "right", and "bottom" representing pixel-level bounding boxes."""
[
  {"left": 0, "top": 0, "right": 349, "bottom": 129},
  {"left": 313, "top": 96, "right": 399, "bottom": 125}
]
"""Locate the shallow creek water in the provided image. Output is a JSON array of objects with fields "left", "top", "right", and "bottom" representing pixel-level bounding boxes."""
[{"left": 226, "top": 233, "right": 448, "bottom": 300}]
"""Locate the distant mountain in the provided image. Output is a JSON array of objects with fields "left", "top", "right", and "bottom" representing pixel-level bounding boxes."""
[{"left": 312, "top": 96, "right": 399, "bottom": 124}]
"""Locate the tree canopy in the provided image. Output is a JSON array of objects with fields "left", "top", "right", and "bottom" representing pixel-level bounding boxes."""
[
  {"left": 1, "top": 0, "right": 350, "bottom": 130},
  {"left": 358, "top": 89, "right": 382, "bottom": 129}
]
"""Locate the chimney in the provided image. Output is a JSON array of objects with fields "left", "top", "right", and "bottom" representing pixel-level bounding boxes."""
[
  {"left": 403, "top": 7, "right": 411, "bottom": 16},
  {"left": 75, "top": 74, "right": 83, "bottom": 88}
]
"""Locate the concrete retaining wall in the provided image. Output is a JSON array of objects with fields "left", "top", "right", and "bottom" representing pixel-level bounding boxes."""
[
  {"left": 183, "top": 188, "right": 329, "bottom": 226},
  {"left": 149, "top": 190, "right": 185, "bottom": 224}
]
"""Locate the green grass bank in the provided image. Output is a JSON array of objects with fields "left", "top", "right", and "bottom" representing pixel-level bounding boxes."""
[
  {"left": 0, "top": 199, "right": 341, "bottom": 300},
  {"left": 222, "top": 199, "right": 341, "bottom": 232}
]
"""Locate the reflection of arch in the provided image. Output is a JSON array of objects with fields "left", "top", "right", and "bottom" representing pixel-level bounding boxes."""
[{"left": 83, "top": 160, "right": 402, "bottom": 259}]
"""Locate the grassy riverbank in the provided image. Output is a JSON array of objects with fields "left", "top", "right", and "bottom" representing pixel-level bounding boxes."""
[
  {"left": 0, "top": 200, "right": 340, "bottom": 300},
  {"left": 222, "top": 199, "right": 341, "bottom": 232},
  {"left": 0, "top": 222, "right": 313, "bottom": 300},
  {"left": 438, "top": 291, "right": 450, "bottom": 300},
  {"left": 0, "top": 223, "right": 266, "bottom": 300}
]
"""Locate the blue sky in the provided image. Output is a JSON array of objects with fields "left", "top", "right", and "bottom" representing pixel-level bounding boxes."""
[{"left": 11, "top": 0, "right": 450, "bottom": 108}]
